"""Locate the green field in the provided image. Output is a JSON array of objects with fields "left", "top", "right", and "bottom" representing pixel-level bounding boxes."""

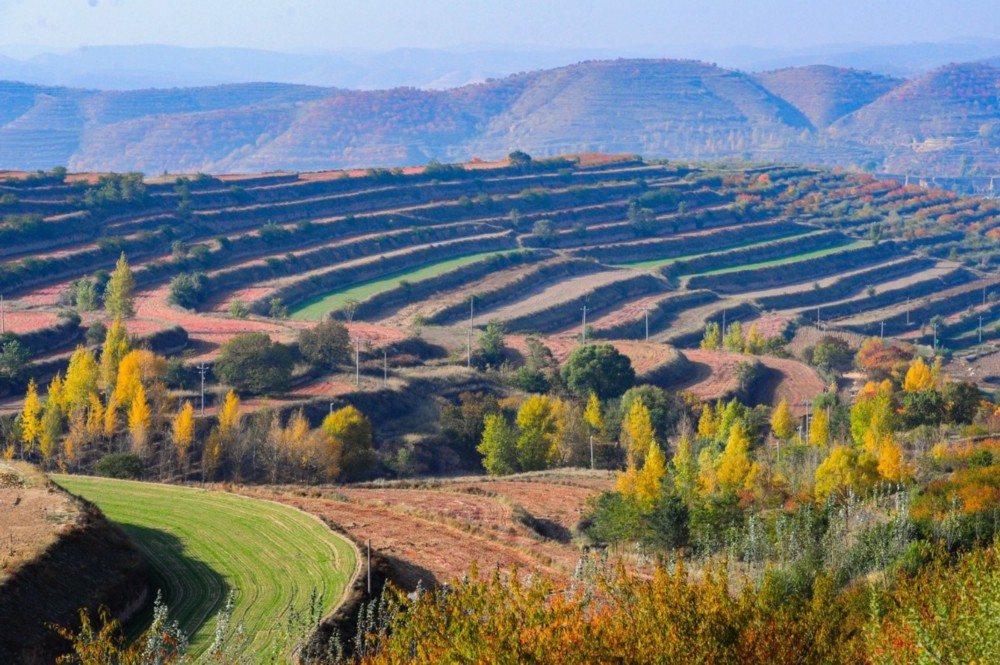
[
  {"left": 53, "top": 476, "right": 357, "bottom": 658},
  {"left": 611, "top": 230, "right": 821, "bottom": 269},
  {"left": 683, "top": 240, "right": 871, "bottom": 277},
  {"left": 290, "top": 250, "right": 512, "bottom": 320}
]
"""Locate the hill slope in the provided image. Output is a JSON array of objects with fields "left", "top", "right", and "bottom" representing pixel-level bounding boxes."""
[{"left": 1, "top": 58, "right": 1000, "bottom": 175}]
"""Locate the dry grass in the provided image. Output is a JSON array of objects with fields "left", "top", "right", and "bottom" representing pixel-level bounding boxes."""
[{"left": 0, "top": 463, "right": 80, "bottom": 582}]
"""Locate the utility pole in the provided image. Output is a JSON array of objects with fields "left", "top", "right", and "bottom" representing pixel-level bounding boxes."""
[
  {"left": 816, "top": 306, "right": 821, "bottom": 326},
  {"left": 197, "top": 363, "right": 208, "bottom": 416},
  {"left": 367, "top": 538, "right": 372, "bottom": 595},
  {"left": 330, "top": 401, "right": 335, "bottom": 414},
  {"left": 383, "top": 348, "right": 388, "bottom": 387},
  {"left": 355, "top": 337, "right": 361, "bottom": 386},
  {"left": 467, "top": 328, "right": 472, "bottom": 367},
  {"left": 644, "top": 307, "right": 650, "bottom": 341},
  {"left": 470, "top": 296, "right": 475, "bottom": 329},
  {"left": 980, "top": 315, "right": 984, "bottom": 344},
  {"left": 906, "top": 297, "right": 911, "bottom": 326},
  {"left": 581, "top": 305, "right": 587, "bottom": 345},
  {"left": 933, "top": 322, "right": 938, "bottom": 349},
  {"left": 880, "top": 321, "right": 885, "bottom": 340},
  {"left": 722, "top": 310, "right": 726, "bottom": 338}
]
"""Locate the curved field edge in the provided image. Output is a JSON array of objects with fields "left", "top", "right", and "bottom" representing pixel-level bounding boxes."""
[
  {"left": 288, "top": 249, "right": 517, "bottom": 320},
  {"left": 52, "top": 475, "right": 359, "bottom": 659}
]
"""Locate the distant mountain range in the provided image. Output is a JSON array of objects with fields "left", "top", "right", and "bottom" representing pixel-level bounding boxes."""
[{"left": 0, "top": 57, "right": 999, "bottom": 176}]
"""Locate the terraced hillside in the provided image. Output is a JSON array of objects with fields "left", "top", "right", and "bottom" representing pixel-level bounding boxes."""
[{"left": 5, "top": 154, "right": 1000, "bottom": 414}]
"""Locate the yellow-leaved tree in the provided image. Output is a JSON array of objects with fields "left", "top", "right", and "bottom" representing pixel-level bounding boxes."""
[
  {"left": 172, "top": 401, "right": 195, "bottom": 467},
  {"left": 39, "top": 397, "right": 62, "bottom": 464},
  {"left": 112, "top": 349, "right": 166, "bottom": 409},
  {"left": 584, "top": 392, "right": 603, "bottom": 433},
  {"left": 99, "top": 316, "right": 129, "bottom": 395},
  {"left": 20, "top": 379, "right": 42, "bottom": 452},
  {"left": 696, "top": 403, "right": 717, "bottom": 440},
  {"left": 515, "top": 394, "right": 560, "bottom": 471},
  {"left": 217, "top": 390, "right": 241, "bottom": 437},
  {"left": 771, "top": 398, "right": 796, "bottom": 441},
  {"left": 63, "top": 346, "right": 99, "bottom": 414},
  {"left": 814, "top": 446, "right": 879, "bottom": 502},
  {"left": 875, "top": 434, "right": 913, "bottom": 483},
  {"left": 716, "top": 421, "right": 753, "bottom": 494},
  {"left": 323, "top": 405, "right": 375, "bottom": 481},
  {"left": 809, "top": 406, "right": 830, "bottom": 447},
  {"left": 86, "top": 393, "right": 104, "bottom": 439},
  {"left": 620, "top": 398, "right": 655, "bottom": 469},
  {"left": 634, "top": 441, "right": 667, "bottom": 507},
  {"left": 903, "top": 357, "right": 934, "bottom": 392},
  {"left": 127, "top": 383, "right": 151, "bottom": 452}
]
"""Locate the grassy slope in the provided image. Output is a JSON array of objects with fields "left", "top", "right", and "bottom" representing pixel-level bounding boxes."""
[
  {"left": 53, "top": 476, "right": 357, "bottom": 658},
  {"left": 610, "top": 230, "right": 824, "bottom": 270},
  {"left": 684, "top": 240, "right": 871, "bottom": 277},
  {"left": 289, "top": 250, "right": 513, "bottom": 320}
]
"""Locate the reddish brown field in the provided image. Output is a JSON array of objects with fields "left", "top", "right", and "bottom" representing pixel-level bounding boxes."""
[
  {"left": 674, "top": 349, "right": 825, "bottom": 414},
  {"left": 235, "top": 470, "right": 610, "bottom": 588}
]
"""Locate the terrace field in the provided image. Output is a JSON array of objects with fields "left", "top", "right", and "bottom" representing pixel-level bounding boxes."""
[{"left": 54, "top": 475, "right": 358, "bottom": 659}]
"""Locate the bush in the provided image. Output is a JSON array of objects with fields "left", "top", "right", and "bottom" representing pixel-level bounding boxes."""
[
  {"left": 560, "top": 343, "right": 635, "bottom": 399},
  {"left": 168, "top": 272, "right": 209, "bottom": 309},
  {"left": 95, "top": 453, "right": 145, "bottom": 479},
  {"left": 213, "top": 333, "right": 293, "bottom": 395},
  {"left": 298, "top": 320, "right": 350, "bottom": 369}
]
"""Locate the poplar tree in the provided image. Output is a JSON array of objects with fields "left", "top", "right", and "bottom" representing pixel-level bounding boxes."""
[
  {"left": 771, "top": 398, "right": 796, "bottom": 441},
  {"left": 172, "top": 400, "right": 195, "bottom": 465},
  {"left": 64, "top": 346, "right": 99, "bottom": 413},
  {"left": 477, "top": 413, "right": 519, "bottom": 476},
  {"left": 100, "top": 316, "right": 129, "bottom": 395},
  {"left": 128, "top": 383, "right": 151, "bottom": 451},
  {"left": 20, "top": 379, "right": 42, "bottom": 452},
  {"left": 105, "top": 252, "right": 136, "bottom": 318}
]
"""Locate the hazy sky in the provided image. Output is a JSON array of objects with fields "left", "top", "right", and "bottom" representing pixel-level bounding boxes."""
[{"left": 1, "top": 0, "right": 998, "bottom": 53}]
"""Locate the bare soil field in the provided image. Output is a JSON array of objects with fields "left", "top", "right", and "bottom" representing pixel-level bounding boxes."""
[
  {"left": 475, "top": 269, "right": 642, "bottom": 322},
  {"left": 237, "top": 470, "right": 611, "bottom": 588},
  {"left": 0, "top": 463, "right": 79, "bottom": 582}
]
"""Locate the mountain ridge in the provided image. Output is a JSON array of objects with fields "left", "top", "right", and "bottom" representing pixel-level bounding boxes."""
[{"left": 0, "top": 58, "right": 997, "bottom": 177}]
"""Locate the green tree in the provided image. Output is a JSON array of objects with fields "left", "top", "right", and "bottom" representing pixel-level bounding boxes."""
[
  {"left": 0, "top": 338, "right": 30, "bottom": 382},
  {"left": 167, "top": 272, "right": 209, "bottom": 309},
  {"left": 477, "top": 413, "right": 519, "bottom": 476},
  {"left": 701, "top": 322, "right": 721, "bottom": 350},
  {"left": 723, "top": 321, "right": 744, "bottom": 352},
  {"left": 560, "top": 343, "right": 635, "bottom": 399},
  {"left": 478, "top": 319, "right": 507, "bottom": 367},
  {"left": 298, "top": 320, "right": 351, "bottom": 369},
  {"left": 213, "top": 333, "right": 293, "bottom": 395},
  {"left": 104, "top": 252, "right": 136, "bottom": 318}
]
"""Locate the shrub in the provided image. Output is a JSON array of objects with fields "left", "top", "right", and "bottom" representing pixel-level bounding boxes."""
[
  {"left": 95, "top": 453, "right": 144, "bottom": 479},
  {"left": 298, "top": 320, "right": 350, "bottom": 369},
  {"left": 168, "top": 272, "right": 209, "bottom": 309},
  {"left": 213, "top": 333, "right": 293, "bottom": 395}
]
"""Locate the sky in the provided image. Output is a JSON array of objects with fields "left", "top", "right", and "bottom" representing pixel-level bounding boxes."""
[{"left": 0, "top": 0, "right": 999, "bottom": 54}]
